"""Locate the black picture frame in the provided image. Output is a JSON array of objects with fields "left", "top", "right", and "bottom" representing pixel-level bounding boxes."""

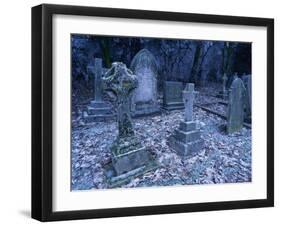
[{"left": 31, "top": 3, "right": 274, "bottom": 222}]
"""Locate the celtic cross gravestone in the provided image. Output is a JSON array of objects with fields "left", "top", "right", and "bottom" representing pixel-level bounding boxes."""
[{"left": 102, "top": 62, "right": 157, "bottom": 187}]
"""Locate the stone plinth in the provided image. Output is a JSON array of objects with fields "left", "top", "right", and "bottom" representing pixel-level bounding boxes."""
[
  {"left": 168, "top": 121, "right": 203, "bottom": 156},
  {"left": 84, "top": 100, "right": 114, "bottom": 123}
]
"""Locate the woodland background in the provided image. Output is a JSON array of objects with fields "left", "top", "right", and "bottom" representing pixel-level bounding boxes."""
[{"left": 72, "top": 35, "right": 251, "bottom": 102}]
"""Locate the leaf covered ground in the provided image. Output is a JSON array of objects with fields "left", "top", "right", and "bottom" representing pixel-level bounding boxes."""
[{"left": 71, "top": 90, "right": 251, "bottom": 190}]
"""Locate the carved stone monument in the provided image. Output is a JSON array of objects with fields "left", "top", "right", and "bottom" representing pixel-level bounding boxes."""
[
  {"left": 227, "top": 75, "right": 247, "bottom": 133},
  {"left": 130, "top": 49, "right": 160, "bottom": 117},
  {"left": 163, "top": 81, "right": 184, "bottom": 110},
  {"left": 168, "top": 83, "right": 203, "bottom": 156},
  {"left": 83, "top": 58, "right": 114, "bottom": 123},
  {"left": 102, "top": 62, "right": 157, "bottom": 187}
]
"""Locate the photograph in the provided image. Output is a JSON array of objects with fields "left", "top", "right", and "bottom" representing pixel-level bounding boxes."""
[{"left": 71, "top": 34, "right": 252, "bottom": 190}]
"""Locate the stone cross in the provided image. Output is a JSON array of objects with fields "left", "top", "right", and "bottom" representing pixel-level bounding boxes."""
[
  {"left": 168, "top": 83, "right": 203, "bottom": 156},
  {"left": 102, "top": 62, "right": 138, "bottom": 138},
  {"left": 182, "top": 83, "right": 198, "bottom": 122},
  {"left": 102, "top": 62, "right": 157, "bottom": 182}
]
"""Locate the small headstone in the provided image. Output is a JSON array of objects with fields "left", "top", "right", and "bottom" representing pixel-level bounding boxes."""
[
  {"left": 130, "top": 49, "right": 160, "bottom": 117},
  {"left": 83, "top": 58, "right": 114, "bottom": 123},
  {"left": 168, "top": 83, "right": 204, "bottom": 156},
  {"left": 102, "top": 62, "right": 157, "bottom": 187},
  {"left": 217, "top": 73, "right": 228, "bottom": 100},
  {"left": 227, "top": 75, "right": 247, "bottom": 133},
  {"left": 163, "top": 81, "right": 184, "bottom": 110}
]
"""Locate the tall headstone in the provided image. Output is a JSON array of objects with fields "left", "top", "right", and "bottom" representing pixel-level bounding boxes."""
[
  {"left": 163, "top": 81, "right": 184, "bottom": 110},
  {"left": 130, "top": 49, "right": 160, "bottom": 117},
  {"left": 83, "top": 58, "right": 114, "bottom": 123},
  {"left": 102, "top": 62, "right": 157, "bottom": 187},
  {"left": 242, "top": 74, "right": 252, "bottom": 121},
  {"left": 227, "top": 75, "right": 247, "bottom": 133},
  {"left": 168, "top": 83, "right": 203, "bottom": 156}
]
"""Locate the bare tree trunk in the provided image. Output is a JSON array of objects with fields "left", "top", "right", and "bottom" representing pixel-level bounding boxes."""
[{"left": 190, "top": 42, "right": 203, "bottom": 84}]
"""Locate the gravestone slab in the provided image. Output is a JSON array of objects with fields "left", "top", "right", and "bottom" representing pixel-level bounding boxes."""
[
  {"left": 83, "top": 58, "right": 114, "bottom": 123},
  {"left": 163, "top": 81, "right": 184, "bottom": 110},
  {"left": 102, "top": 62, "right": 157, "bottom": 187},
  {"left": 227, "top": 76, "right": 247, "bottom": 134},
  {"left": 130, "top": 49, "right": 160, "bottom": 117},
  {"left": 217, "top": 73, "right": 228, "bottom": 100},
  {"left": 242, "top": 74, "right": 252, "bottom": 122},
  {"left": 168, "top": 83, "right": 203, "bottom": 156}
]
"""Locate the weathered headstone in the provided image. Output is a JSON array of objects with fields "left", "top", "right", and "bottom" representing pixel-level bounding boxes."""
[
  {"left": 130, "top": 49, "right": 160, "bottom": 117},
  {"left": 217, "top": 73, "right": 228, "bottom": 100},
  {"left": 102, "top": 62, "right": 157, "bottom": 187},
  {"left": 227, "top": 75, "right": 247, "bottom": 133},
  {"left": 242, "top": 74, "right": 252, "bottom": 121},
  {"left": 168, "top": 83, "right": 204, "bottom": 156},
  {"left": 163, "top": 81, "right": 184, "bottom": 110},
  {"left": 83, "top": 58, "right": 114, "bottom": 123}
]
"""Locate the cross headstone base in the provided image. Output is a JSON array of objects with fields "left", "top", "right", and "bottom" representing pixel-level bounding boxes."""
[
  {"left": 105, "top": 135, "right": 158, "bottom": 188},
  {"left": 83, "top": 100, "right": 115, "bottom": 123},
  {"left": 168, "top": 121, "right": 203, "bottom": 156},
  {"left": 105, "top": 159, "right": 158, "bottom": 188},
  {"left": 131, "top": 102, "right": 160, "bottom": 117},
  {"left": 162, "top": 102, "right": 184, "bottom": 111}
]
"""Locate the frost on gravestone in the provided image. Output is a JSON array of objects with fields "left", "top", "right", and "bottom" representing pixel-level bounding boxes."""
[
  {"left": 130, "top": 49, "right": 160, "bottom": 117},
  {"left": 102, "top": 62, "right": 157, "bottom": 187},
  {"left": 227, "top": 76, "right": 247, "bottom": 134},
  {"left": 168, "top": 83, "right": 204, "bottom": 157}
]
